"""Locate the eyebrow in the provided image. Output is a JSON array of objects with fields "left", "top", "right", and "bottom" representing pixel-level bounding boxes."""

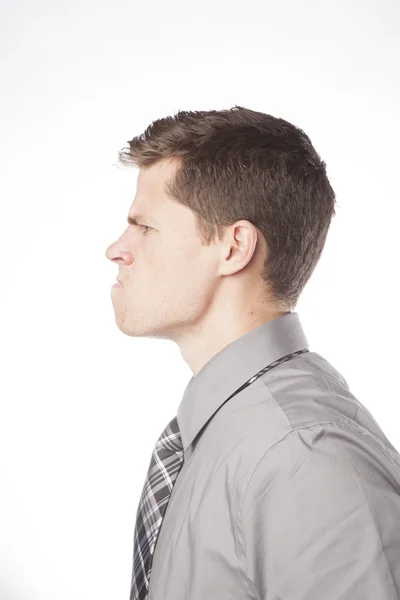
[{"left": 127, "top": 214, "right": 155, "bottom": 226}]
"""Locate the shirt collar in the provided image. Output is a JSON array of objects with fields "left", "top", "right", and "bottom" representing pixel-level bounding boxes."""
[{"left": 177, "top": 311, "right": 309, "bottom": 453}]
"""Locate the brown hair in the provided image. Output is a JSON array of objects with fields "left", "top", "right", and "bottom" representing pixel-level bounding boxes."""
[{"left": 118, "top": 105, "right": 337, "bottom": 311}]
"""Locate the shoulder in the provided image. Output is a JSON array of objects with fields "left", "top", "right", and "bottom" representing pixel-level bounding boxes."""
[{"left": 238, "top": 419, "right": 400, "bottom": 525}]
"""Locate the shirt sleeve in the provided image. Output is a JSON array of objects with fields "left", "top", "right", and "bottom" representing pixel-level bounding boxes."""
[{"left": 239, "top": 422, "right": 400, "bottom": 600}]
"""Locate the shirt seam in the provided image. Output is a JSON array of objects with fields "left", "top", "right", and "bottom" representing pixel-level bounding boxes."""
[
  {"left": 235, "top": 418, "right": 400, "bottom": 593},
  {"left": 261, "top": 376, "right": 400, "bottom": 473},
  {"left": 235, "top": 421, "right": 336, "bottom": 587}
]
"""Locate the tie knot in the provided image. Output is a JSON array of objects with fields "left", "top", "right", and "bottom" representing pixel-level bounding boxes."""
[{"left": 155, "top": 415, "right": 183, "bottom": 454}]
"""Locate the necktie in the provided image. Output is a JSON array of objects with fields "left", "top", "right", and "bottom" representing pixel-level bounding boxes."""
[
  {"left": 129, "top": 347, "right": 309, "bottom": 599},
  {"left": 129, "top": 416, "right": 184, "bottom": 600}
]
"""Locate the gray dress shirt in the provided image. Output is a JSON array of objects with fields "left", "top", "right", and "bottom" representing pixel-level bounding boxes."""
[{"left": 145, "top": 312, "right": 400, "bottom": 599}]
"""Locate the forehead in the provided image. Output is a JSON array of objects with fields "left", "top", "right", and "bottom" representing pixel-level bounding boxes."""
[
  {"left": 130, "top": 160, "right": 193, "bottom": 225},
  {"left": 136, "top": 158, "right": 178, "bottom": 196},
  {"left": 132, "top": 161, "right": 174, "bottom": 212}
]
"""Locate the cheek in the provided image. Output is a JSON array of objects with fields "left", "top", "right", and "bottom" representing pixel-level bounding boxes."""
[
  {"left": 172, "top": 244, "right": 217, "bottom": 292},
  {"left": 151, "top": 235, "right": 217, "bottom": 287}
]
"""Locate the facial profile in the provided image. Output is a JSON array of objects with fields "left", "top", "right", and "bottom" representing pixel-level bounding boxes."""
[{"left": 105, "top": 158, "right": 277, "bottom": 374}]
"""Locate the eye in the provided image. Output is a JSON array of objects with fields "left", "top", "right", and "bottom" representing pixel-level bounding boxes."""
[{"left": 141, "top": 225, "right": 152, "bottom": 234}]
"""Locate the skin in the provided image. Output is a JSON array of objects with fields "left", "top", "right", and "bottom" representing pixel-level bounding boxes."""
[{"left": 105, "top": 157, "right": 288, "bottom": 377}]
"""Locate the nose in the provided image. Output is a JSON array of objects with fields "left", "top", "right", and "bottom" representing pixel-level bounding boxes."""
[{"left": 105, "top": 242, "right": 115, "bottom": 261}]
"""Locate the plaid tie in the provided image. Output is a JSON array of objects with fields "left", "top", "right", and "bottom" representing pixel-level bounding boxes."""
[{"left": 129, "top": 416, "right": 184, "bottom": 600}]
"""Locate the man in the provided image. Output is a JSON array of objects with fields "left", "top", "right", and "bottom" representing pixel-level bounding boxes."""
[{"left": 105, "top": 106, "right": 400, "bottom": 599}]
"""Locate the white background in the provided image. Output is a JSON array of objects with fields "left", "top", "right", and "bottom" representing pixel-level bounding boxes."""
[{"left": 1, "top": 0, "right": 399, "bottom": 598}]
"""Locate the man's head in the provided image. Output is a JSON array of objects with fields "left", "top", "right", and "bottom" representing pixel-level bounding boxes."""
[{"left": 105, "top": 106, "right": 336, "bottom": 374}]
